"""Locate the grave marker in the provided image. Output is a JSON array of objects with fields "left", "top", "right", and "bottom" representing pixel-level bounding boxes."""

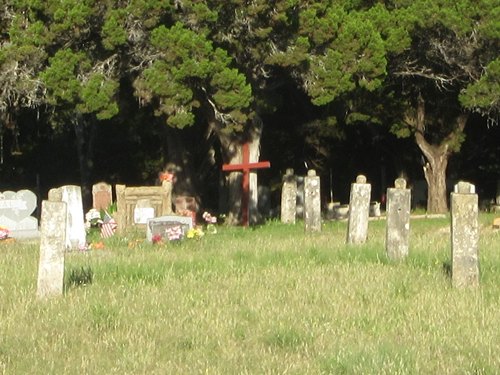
[
  {"left": 386, "top": 178, "right": 411, "bottom": 260},
  {"left": 304, "top": 169, "right": 321, "bottom": 232},
  {"left": 92, "top": 182, "right": 112, "bottom": 211},
  {"left": 281, "top": 168, "right": 297, "bottom": 224},
  {"left": 36, "top": 200, "right": 67, "bottom": 299},
  {"left": 222, "top": 142, "right": 270, "bottom": 226},
  {"left": 146, "top": 215, "right": 194, "bottom": 242},
  {"left": 451, "top": 181, "right": 479, "bottom": 288},
  {"left": 115, "top": 183, "right": 173, "bottom": 232},
  {"left": 0, "top": 189, "right": 40, "bottom": 239},
  {"left": 346, "top": 175, "right": 371, "bottom": 244},
  {"left": 48, "top": 185, "right": 86, "bottom": 250}
]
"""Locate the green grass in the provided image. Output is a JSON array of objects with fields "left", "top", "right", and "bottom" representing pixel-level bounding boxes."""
[{"left": 1, "top": 214, "right": 499, "bottom": 374}]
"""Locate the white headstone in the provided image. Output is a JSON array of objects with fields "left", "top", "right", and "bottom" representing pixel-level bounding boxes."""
[
  {"left": 134, "top": 199, "right": 155, "bottom": 224},
  {"left": 386, "top": 178, "right": 411, "bottom": 260},
  {"left": 0, "top": 189, "right": 40, "bottom": 238},
  {"left": 60, "top": 185, "right": 86, "bottom": 250}
]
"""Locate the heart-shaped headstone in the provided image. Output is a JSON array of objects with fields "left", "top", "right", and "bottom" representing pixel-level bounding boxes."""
[{"left": 0, "top": 190, "right": 37, "bottom": 223}]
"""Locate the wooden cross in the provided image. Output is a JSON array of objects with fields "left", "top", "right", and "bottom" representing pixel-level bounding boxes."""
[{"left": 222, "top": 142, "right": 270, "bottom": 226}]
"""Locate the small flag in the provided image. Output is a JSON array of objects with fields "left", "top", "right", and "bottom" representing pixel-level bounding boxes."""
[
  {"left": 165, "top": 225, "right": 183, "bottom": 241},
  {"left": 101, "top": 218, "right": 117, "bottom": 238}
]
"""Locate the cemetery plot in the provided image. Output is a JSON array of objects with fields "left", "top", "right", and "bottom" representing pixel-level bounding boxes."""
[{"left": 0, "top": 189, "right": 40, "bottom": 239}]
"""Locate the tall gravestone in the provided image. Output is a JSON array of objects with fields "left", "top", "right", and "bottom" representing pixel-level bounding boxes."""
[
  {"left": 281, "top": 168, "right": 297, "bottom": 224},
  {"left": 346, "top": 175, "right": 371, "bottom": 244},
  {"left": 304, "top": 169, "right": 321, "bottom": 232},
  {"left": 386, "top": 178, "right": 411, "bottom": 260},
  {"left": 0, "top": 189, "right": 40, "bottom": 238},
  {"left": 36, "top": 200, "right": 67, "bottom": 299},
  {"left": 49, "top": 185, "right": 86, "bottom": 250},
  {"left": 451, "top": 181, "right": 479, "bottom": 288}
]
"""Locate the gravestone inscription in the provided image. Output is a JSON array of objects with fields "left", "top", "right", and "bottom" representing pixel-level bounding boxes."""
[
  {"left": 146, "top": 215, "right": 193, "bottom": 242},
  {"left": 0, "top": 189, "right": 40, "bottom": 238}
]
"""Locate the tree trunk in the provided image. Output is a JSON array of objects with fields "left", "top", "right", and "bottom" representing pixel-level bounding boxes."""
[
  {"left": 411, "top": 94, "right": 468, "bottom": 214},
  {"left": 215, "top": 115, "right": 264, "bottom": 225},
  {"left": 421, "top": 146, "right": 449, "bottom": 214}
]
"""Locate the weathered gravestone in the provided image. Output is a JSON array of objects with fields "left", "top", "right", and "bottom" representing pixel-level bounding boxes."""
[
  {"left": 146, "top": 215, "right": 194, "bottom": 242},
  {"left": 48, "top": 185, "right": 86, "bottom": 250},
  {"left": 115, "top": 182, "right": 173, "bottom": 232},
  {"left": 386, "top": 178, "right": 411, "bottom": 261},
  {"left": 0, "top": 189, "right": 40, "bottom": 239},
  {"left": 92, "top": 182, "right": 112, "bottom": 211},
  {"left": 346, "top": 175, "right": 371, "bottom": 244},
  {"left": 450, "top": 181, "right": 479, "bottom": 288},
  {"left": 281, "top": 168, "right": 297, "bottom": 224},
  {"left": 304, "top": 169, "right": 321, "bottom": 232},
  {"left": 36, "top": 200, "right": 67, "bottom": 299}
]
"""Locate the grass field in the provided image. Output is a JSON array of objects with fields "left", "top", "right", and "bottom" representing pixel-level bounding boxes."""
[{"left": 1, "top": 214, "right": 499, "bottom": 374}]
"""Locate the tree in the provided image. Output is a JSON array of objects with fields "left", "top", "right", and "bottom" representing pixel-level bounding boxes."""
[{"left": 379, "top": 0, "right": 499, "bottom": 213}]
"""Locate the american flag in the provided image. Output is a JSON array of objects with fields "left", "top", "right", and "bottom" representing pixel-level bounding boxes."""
[
  {"left": 101, "top": 218, "right": 117, "bottom": 238},
  {"left": 166, "top": 225, "right": 183, "bottom": 241}
]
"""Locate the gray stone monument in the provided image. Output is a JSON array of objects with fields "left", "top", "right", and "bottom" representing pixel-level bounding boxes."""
[
  {"left": 386, "top": 178, "right": 411, "bottom": 260},
  {"left": 346, "top": 175, "right": 371, "bottom": 244},
  {"left": 304, "top": 169, "right": 321, "bottom": 232},
  {"left": 281, "top": 168, "right": 297, "bottom": 224},
  {"left": 49, "top": 185, "right": 86, "bottom": 250},
  {"left": 36, "top": 200, "right": 67, "bottom": 299},
  {"left": 146, "top": 215, "right": 194, "bottom": 242},
  {"left": 451, "top": 181, "right": 479, "bottom": 288},
  {"left": 0, "top": 189, "right": 40, "bottom": 239}
]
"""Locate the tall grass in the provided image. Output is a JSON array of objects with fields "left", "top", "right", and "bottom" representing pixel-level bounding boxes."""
[{"left": 1, "top": 214, "right": 499, "bottom": 374}]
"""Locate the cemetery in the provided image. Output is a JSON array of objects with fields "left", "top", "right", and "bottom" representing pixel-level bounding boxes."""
[
  {"left": 1, "top": 171, "right": 499, "bottom": 373},
  {"left": 1, "top": 1, "right": 499, "bottom": 373}
]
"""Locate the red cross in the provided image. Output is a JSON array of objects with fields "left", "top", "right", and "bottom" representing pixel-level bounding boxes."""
[{"left": 222, "top": 142, "right": 270, "bottom": 226}]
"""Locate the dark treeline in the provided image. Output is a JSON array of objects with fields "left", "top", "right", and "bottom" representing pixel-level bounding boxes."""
[{"left": 0, "top": 1, "right": 498, "bottom": 218}]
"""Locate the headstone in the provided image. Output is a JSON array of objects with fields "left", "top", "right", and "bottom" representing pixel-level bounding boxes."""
[
  {"left": 92, "top": 182, "right": 112, "bottom": 211},
  {"left": 281, "top": 168, "right": 297, "bottom": 224},
  {"left": 304, "top": 169, "right": 321, "bottom": 232},
  {"left": 451, "top": 181, "right": 479, "bottom": 288},
  {"left": 59, "top": 186, "right": 86, "bottom": 250},
  {"left": 0, "top": 189, "right": 40, "bottom": 239},
  {"left": 346, "top": 175, "right": 371, "bottom": 244},
  {"left": 174, "top": 195, "right": 198, "bottom": 213},
  {"left": 386, "top": 178, "right": 411, "bottom": 261},
  {"left": 36, "top": 200, "right": 67, "bottom": 299},
  {"left": 134, "top": 199, "right": 155, "bottom": 224},
  {"left": 333, "top": 204, "right": 349, "bottom": 220},
  {"left": 115, "top": 183, "right": 173, "bottom": 232},
  {"left": 369, "top": 201, "right": 381, "bottom": 217},
  {"left": 146, "top": 215, "right": 194, "bottom": 242}
]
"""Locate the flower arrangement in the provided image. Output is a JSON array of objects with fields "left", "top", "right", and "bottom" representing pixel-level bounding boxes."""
[
  {"left": 0, "top": 226, "right": 10, "bottom": 240},
  {"left": 202, "top": 211, "right": 217, "bottom": 234}
]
